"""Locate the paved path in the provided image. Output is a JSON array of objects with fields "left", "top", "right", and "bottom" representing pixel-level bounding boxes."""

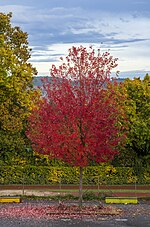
[
  {"left": 1, "top": 185, "right": 150, "bottom": 190},
  {"left": 0, "top": 213, "right": 150, "bottom": 227}
]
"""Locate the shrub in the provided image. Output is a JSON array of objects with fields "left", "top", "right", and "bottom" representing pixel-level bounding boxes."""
[{"left": 0, "top": 165, "right": 149, "bottom": 185}]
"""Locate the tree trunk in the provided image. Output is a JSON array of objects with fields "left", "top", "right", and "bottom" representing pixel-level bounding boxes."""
[{"left": 79, "top": 166, "right": 83, "bottom": 207}]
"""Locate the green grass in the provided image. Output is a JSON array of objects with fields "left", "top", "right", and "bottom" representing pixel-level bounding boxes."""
[
  {"left": 21, "top": 194, "right": 79, "bottom": 201},
  {"left": 32, "top": 189, "right": 150, "bottom": 193},
  {"left": 19, "top": 193, "right": 150, "bottom": 201}
]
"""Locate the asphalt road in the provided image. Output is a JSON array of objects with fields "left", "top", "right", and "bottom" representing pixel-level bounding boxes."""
[{"left": 0, "top": 215, "right": 150, "bottom": 227}]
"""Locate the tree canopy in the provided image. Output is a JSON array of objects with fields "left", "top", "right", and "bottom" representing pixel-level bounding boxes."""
[
  {"left": 27, "top": 46, "right": 126, "bottom": 167},
  {"left": 124, "top": 75, "right": 150, "bottom": 164},
  {"left": 0, "top": 12, "right": 39, "bottom": 164},
  {"left": 112, "top": 74, "right": 150, "bottom": 168}
]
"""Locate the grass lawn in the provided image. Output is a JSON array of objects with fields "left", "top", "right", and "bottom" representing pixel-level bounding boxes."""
[{"left": 32, "top": 188, "right": 150, "bottom": 193}]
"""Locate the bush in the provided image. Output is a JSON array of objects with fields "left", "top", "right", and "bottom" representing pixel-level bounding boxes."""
[
  {"left": 82, "top": 191, "right": 99, "bottom": 200},
  {"left": 0, "top": 165, "right": 149, "bottom": 185}
]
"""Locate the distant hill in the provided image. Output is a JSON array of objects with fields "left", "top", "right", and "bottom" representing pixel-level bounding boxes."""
[
  {"left": 32, "top": 76, "right": 51, "bottom": 87},
  {"left": 32, "top": 76, "right": 125, "bottom": 88}
]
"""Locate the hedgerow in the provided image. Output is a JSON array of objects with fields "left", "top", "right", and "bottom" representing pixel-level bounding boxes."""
[{"left": 0, "top": 165, "right": 149, "bottom": 185}]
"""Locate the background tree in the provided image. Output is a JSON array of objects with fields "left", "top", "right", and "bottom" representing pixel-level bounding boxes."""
[
  {"left": 0, "top": 12, "right": 39, "bottom": 164},
  {"left": 112, "top": 75, "right": 150, "bottom": 170},
  {"left": 27, "top": 46, "right": 126, "bottom": 206},
  {"left": 124, "top": 75, "right": 150, "bottom": 167}
]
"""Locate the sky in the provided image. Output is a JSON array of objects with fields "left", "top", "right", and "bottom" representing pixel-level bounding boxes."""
[{"left": 1, "top": 0, "right": 150, "bottom": 78}]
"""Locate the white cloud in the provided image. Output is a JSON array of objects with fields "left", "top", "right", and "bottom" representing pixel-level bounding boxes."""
[
  {"left": 1, "top": 2, "right": 150, "bottom": 75},
  {"left": 0, "top": 5, "right": 33, "bottom": 23},
  {"left": 29, "top": 39, "right": 150, "bottom": 75}
]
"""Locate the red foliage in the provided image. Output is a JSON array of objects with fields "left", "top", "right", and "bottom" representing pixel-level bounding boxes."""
[
  {"left": 0, "top": 203, "right": 122, "bottom": 220},
  {"left": 27, "top": 46, "right": 126, "bottom": 167}
]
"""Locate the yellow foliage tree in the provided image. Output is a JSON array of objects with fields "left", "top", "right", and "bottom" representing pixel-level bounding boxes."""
[
  {"left": 0, "top": 12, "right": 40, "bottom": 164},
  {"left": 112, "top": 75, "right": 150, "bottom": 168}
]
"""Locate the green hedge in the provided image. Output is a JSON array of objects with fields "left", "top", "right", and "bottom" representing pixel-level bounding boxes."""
[{"left": 0, "top": 165, "right": 149, "bottom": 185}]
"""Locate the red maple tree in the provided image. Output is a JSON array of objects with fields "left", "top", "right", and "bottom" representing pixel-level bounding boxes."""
[{"left": 27, "top": 46, "right": 126, "bottom": 205}]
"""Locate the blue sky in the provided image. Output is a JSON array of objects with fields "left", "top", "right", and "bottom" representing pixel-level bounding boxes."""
[{"left": 1, "top": 0, "right": 150, "bottom": 78}]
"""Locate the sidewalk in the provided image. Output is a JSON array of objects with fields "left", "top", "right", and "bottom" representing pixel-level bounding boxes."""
[{"left": 0, "top": 189, "right": 64, "bottom": 197}]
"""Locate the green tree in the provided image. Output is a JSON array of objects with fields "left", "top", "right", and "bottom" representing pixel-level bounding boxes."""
[
  {"left": 113, "top": 75, "right": 150, "bottom": 168},
  {"left": 0, "top": 12, "right": 39, "bottom": 164}
]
